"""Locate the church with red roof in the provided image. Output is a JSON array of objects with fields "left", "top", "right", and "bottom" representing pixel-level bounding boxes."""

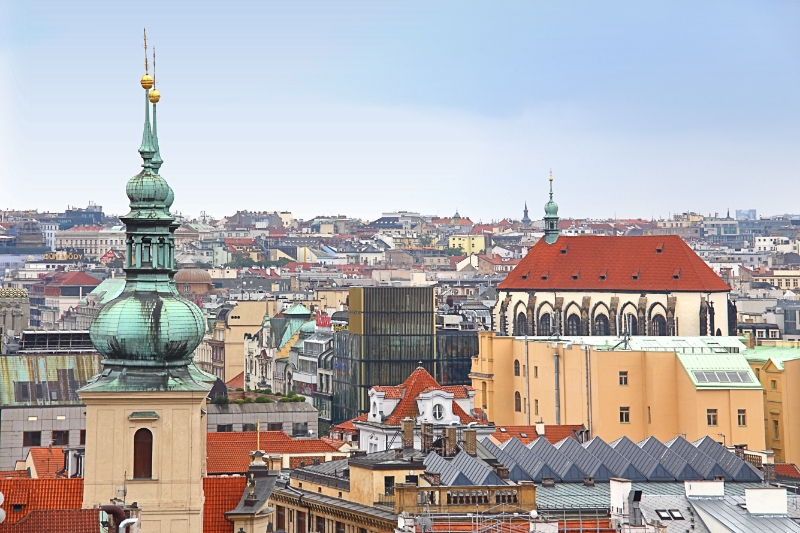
[{"left": 494, "top": 178, "right": 732, "bottom": 338}]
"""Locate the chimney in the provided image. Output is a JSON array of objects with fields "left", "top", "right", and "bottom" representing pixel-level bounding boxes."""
[
  {"left": 745, "top": 488, "right": 787, "bottom": 515},
  {"left": 421, "top": 422, "right": 434, "bottom": 453},
  {"left": 424, "top": 471, "right": 441, "bottom": 486},
  {"left": 463, "top": 429, "right": 477, "bottom": 456},
  {"left": 541, "top": 477, "right": 555, "bottom": 488},
  {"left": 733, "top": 444, "right": 746, "bottom": 460},
  {"left": 495, "top": 466, "right": 509, "bottom": 480},
  {"left": 444, "top": 427, "right": 457, "bottom": 457},
  {"left": 401, "top": 417, "right": 415, "bottom": 449},
  {"left": 267, "top": 455, "right": 282, "bottom": 471},
  {"left": 394, "top": 448, "right": 404, "bottom": 459},
  {"left": 535, "top": 421, "right": 545, "bottom": 438},
  {"left": 763, "top": 462, "right": 776, "bottom": 482},
  {"left": 584, "top": 476, "right": 595, "bottom": 487},
  {"left": 628, "top": 490, "right": 643, "bottom": 526}
]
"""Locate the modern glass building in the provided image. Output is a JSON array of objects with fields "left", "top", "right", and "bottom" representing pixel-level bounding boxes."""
[{"left": 331, "top": 287, "right": 476, "bottom": 424}]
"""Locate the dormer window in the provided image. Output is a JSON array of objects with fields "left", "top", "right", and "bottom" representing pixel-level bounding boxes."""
[
  {"left": 560, "top": 244, "right": 568, "bottom": 254},
  {"left": 432, "top": 404, "right": 444, "bottom": 420},
  {"left": 631, "top": 270, "right": 640, "bottom": 280},
  {"left": 673, "top": 269, "right": 681, "bottom": 280},
  {"left": 656, "top": 243, "right": 664, "bottom": 253},
  {"left": 572, "top": 270, "right": 580, "bottom": 280},
  {"left": 540, "top": 271, "right": 549, "bottom": 281},
  {"left": 599, "top": 269, "right": 608, "bottom": 280}
]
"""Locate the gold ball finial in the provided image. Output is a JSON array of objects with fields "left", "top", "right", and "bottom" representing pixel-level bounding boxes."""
[
  {"left": 149, "top": 89, "right": 161, "bottom": 103},
  {"left": 141, "top": 74, "right": 154, "bottom": 89}
]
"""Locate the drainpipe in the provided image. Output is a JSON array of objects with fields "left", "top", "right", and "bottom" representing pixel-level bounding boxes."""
[
  {"left": 585, "top": 345, "right": 592, "bottom": 439},
  {"left": 100, "top": 505, "right": 127, "bottom": 533},
  {"left": 554, "top": 351, "right": 560, "bottom": 425},
  {"left": 525, "top": 334, "right": 531, "bottom": 425}
]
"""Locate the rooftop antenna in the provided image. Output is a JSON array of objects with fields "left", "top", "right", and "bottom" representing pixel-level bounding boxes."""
[{"left": 143, "top": 28, "right": 149, "bottom": 75}]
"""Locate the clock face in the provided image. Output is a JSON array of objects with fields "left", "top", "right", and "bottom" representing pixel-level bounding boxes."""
[{"left": 432, "top": 404, "right": 444, "bottom": 420}]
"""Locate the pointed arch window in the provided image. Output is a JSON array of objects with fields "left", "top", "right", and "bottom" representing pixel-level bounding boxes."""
[
  {"left": 133, "top": 428, "right": 153, "bottom": 479},
  {"left": 514, "top": 360, "right": 520, "bottom": 376},
  {"left": 538, "top": 313, "right": 551, "bottom": 336},
  {"left": 625, "top": 314, "right": 638, "bottom": 336},
  {"left": 651, "top": 315, "right": 667, "bottom": 336},
  {"left": 594, "top": 315, "right": 609, "bottom": 336},
  {"left": 514, "top": 392, "right": 521, "bottom": 412},
  {"left": 515, "top": 312, "right": 527, "bottom": 336},
  {"left": 567, "top": 314, "right": 581, "bottom": 336}
]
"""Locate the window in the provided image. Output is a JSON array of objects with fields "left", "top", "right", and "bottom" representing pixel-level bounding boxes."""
[
  {"left": 52, "top": 430, "right": 70, "bottom": 445},
  {"left": 771, "top": 380, "right": 777, "bottom": 390},
  {"left": 516, "top": 312, "right": 527, "bottom": 336},
  {"left": 293, "top": 422, "right": 309, "bottom": 436},
  {"left": 23, "top": 431, "right": 41, "bottom": 447},
  {"left": 336, "top": 522, "right": 346, "bottom": 533},
  {"left": 242, "top": 423, "right": 257, "bottom": 432},
  {"left": 619, "top": 371, "right": 628, "bottom": 386},
  {"left": 594, "top": 314, "right": 609, "bottom": 336},
  {"left": 625, "top": 314, "right": 638, "bottom": 336},
  {"left": 217, "top": 424, "right": 233, "bottom": 432},
  {"left": 316, "top": 516, "right": 326, "bottom": 533},
  {"left": 80, "top": 430, "right": 86, "bottom": 445},
  {"left": 738, "top": 409, "right": 746, "bottom": 427},
  {"left": 133, "top": 428, "right": 153, "bottom": 479},
  {"left": 619, "top": 407, "right": 630, "bottom": 424},
  {"left": 514, "top": 360, "right": 520, "bottom": 376},
  {"left": 384, "top": 476, "right": 395, "bottom": 495},
  {"left": 539, "top": 313, "right": 551, "bottom": 336},
  {"left": 432, "top": 404, "right": 444, "bottom": 420},
  {"left": 774, "top": 420, "right": 780, "bottom": 439},
  {"left": 534, "top": 366, "right": 538, "bottom": 378},
  {"left": 707, "top": 409, "right": 718, "bottom": 426},
  {"left": 534, "top": 399, "right": 539, "bottom": 416},
  {"left": 268, "top": 422, "right": 283, "bottom": 432},
  {"left": 648, "top": 406, "right": 651, "bottom": 424},
  {"left": 567, "top": 314, "right": 581, "bottom": 336},
  {"left": 514, "top": 392, "right": 522, "bottom": 412},
  {"left": 651, "top": 315, "right": 667, "bottom": 336}
]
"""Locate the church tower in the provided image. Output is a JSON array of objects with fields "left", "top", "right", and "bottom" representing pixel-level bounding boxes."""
[
  {"left": 521, "top": 202, "right": 531, "bottom": 226},
  {"left": 79, "top": 37, "right": 210, "bottom": 533},
  {"left": 543, "top": 171, "right": 559, "bottom": 244}
]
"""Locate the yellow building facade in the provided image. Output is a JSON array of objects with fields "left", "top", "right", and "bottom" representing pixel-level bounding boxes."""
[
  {"left": 448, "top": 234, "right": 486, "bottom": 255},
  {"left": 471, "top": 332, "right": 766, "bottom": 451}
]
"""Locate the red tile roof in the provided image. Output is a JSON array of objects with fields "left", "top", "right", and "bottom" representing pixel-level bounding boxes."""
[
  {"left": 66, "top": 225, "right": 105, "bottom": 231},
  {"left": 49, "top": 271, "right": 101, "bottom": 287},
  {"left": 331, "top": 414, "right": 365, "bottom": 436},
  {"left": 206, "top": 432, "right": 341, "bottom": 474},
  {"left": 320, "top": 437, "right": 350, "bottom": 451},
  {"left": 0, "top": 470, "right": 28, "bottom": 479},
  {"left": 0, "top": 509, "right": 99, "bottom": 533},
  {"left": 498, "top": 236, "right": 730, "bottom": 292},
  {"left": 203, "top": 476, "right": 246, "bottom": 533},
  {"left": 491, "top": 425, "right": 584, "bottom": 445},
  {"left": 225, "top": 372, "right": 244, "bottom": 389},
  {"left": 776, "top": 463, "right": 800, "bottom": 478},
  {"left": 0, "top": 478, "right": 83, "bottom": 525},
  {"left": 27, "top": 447, "right": 64, "bottom": 478}
]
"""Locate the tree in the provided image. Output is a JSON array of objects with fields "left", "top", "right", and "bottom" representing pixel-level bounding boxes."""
[{"left": 442, "top": 247, "right": 465, "bottom": 256}]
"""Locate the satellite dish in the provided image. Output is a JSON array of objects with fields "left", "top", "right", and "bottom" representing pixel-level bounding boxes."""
[{"left": 416, "top": 517, "right": 433, "bottom": 532}]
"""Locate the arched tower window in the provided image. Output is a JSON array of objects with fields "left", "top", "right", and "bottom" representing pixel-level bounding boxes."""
[
  {"left": 515, "top": 312, "right": 527, "bottom": 336},
  {"left": 567, "top": 314, "right": 580, "bottom": 336},
  {"left": 514, "top": 392, "right": 521, "bottom": 412},
  {"left": 651, "top": 315, "right": 667, "bottom": 336},
  {"left": 133, "top": 428, "right": 153, "bottom": 479},
  {"left": 514, "top": 360, "right": 520, "bottom": 376},
  {"left": 539, "top": 313, "right": 551, "bottom": 336},
  {"left": 594, "top": 315, "right": 609, "bottom": 336}
]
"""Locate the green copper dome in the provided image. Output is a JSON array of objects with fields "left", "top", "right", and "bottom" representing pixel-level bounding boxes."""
[
  {"left": 544, "top": 177, "right": 558, "bottom": 217},
  {"left": 89, "top": 85, "right": 205, "bottom": 369}
]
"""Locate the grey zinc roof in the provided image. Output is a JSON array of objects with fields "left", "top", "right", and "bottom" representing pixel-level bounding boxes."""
[
  {"left": 450, "top": 451, "right": 506, "bottom": 485},
  {"left": 610, "top": 436, "right": 675, "bottom": 481},
  {"left": 554, "top": 436, "right": 614, "bottom": 482},
  {"left": 480, "top": 438, "right": 533, "bottom": 482},
  {"left": 690, "top": 496, "right": 800, "bottom": 533},
  {"left": 692, "top": 436, "right": 763, "bottom": 482},
  {"left": 526, "top": 438, "right": 586, "bottom": 482},
  {"left": 639, "top": 436, "right": 703, "bottom": 481},
  {"left": 639, "top": 495, "right": 711, "bottom": 533},
  {"left": 423, "top": 452, "right": 473, "bottom": 486},
  {"left": 500, "top": 437, "right": 558, "bottom": 482},
  {"left": 583, "top": 437, "right": 647, "bottom": 482},
  {"left": 666, "top": 436, "right": 728, "bottom": 480}
]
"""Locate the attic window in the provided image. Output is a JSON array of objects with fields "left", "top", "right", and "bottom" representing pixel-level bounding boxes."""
[
  {"left": 499, "top": 428, "right": 507, "bottom": 433},
  {"left": 540, "top": 271, "right": 549, "bottom": 281},
  {"left": 673, "top": 269, "right": 681, "bottom": 280},
  {"left": 520, "top": 433, "right": 528, "bottom": 438},
  {"left": 560, "top": 244, "right": 568, "bottom": 254},
  {"left": 656, "top": 243, "right": 664, "bottom": 253},
  {"left": 572, "top": 270, "right": 580, "bottom": 280},
  {"left": 599, "top": 269, "right": 608, "bottom": 280},
  {"left": 631, "top": 270, "right": 640, "bottom": 280},
  {"left": 521, "top": 270, "right": 530, "bottom": 280}
]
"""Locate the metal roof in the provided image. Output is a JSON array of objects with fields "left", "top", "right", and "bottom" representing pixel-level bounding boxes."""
[
  {"left": 676, "top": 352, "right": 761, "bottom": 390},
  {"left": 583, "top": 437, "right": 648, "bottom": 482},
  {"left": 610, "top": 436, "right": 675, "bottom": 481},
  {"left": 0, "top": 354, "right": 101, "bottom": 407},
  {"left": 423, "top": 452, "right": 473, "bottom": 486},
  {"left": 480, "top": 438, "right": 533, "bottom": 482},
  {"left": 526, "top": 438, "right": 586, "bottom": 482},
  {"left": 449, "top": 451, "right": 506, "bottom": 486},
  {"left": 499, "top": 437, "right": 558, "bottom": 482},
  {"left": 742, "top": 346, "right": 800, "bottom": 369},
  {"left": 666, "top": 436, "right": 729, "bottom": 480},
  {"left": 693, "top": 436, "right": 763, "bottom": 482},
  {"left": 639, "top": 494, "right": 711, "bottom": 533},
  {"left": 690, "top": 496, "right": 800, "bottom": 533},
  {"left": 554, "top": 436, "right": 614, "bottom": 482},
  {"left": 638, "top": 436, "right": 703, "bottom": 481}
]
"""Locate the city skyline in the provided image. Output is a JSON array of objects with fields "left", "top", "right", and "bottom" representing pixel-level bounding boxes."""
[{"left": 2, "top": 1, "right": 799, "bottom": 220}]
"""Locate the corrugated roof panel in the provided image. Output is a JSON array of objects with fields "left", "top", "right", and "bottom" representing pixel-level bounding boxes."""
[
  {"left": 527, "top": 438, "right": 586, "bottom": 482},
  {"left": 450, "top": 451, "right": 505, "bottom": 486},
  {"left": 554, "top": 436, "right": 613, "bottom": 482},
  {"left": 423, "top": 452, "right": 473, "bottom": 486},
  {"left": 666, "top": 436, "right": 728, "bottom": 480},
  {"left": 692, "top": 437, "right": 762, "bottom": 482},
  {"left": 610, "top": 436, "right": 675, "bottom": 481},
  {"left": 480, "top": 438, "right": 532, "bottom": 482},
  {"left": 499, "top": 437, "right": 558, "bottom": 482},
  {"left": 583, "top": 437, "right": 647, "bottom": 482},
  {"left": 0, "top": 354, "right": 101, "bottom": 407}
]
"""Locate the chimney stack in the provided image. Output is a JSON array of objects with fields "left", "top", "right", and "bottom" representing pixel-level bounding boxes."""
[
  {"left": 535, "top": 421, "right": 545, "bottom": 438},
  {"left": 421, "top": 422, "right": 434, "bottom": 453},
  {"left": 463, "top": 429, "right": 477, "bottom": 456},
  {"left": 401, "top": 417, "right": 415, "bottom": 449},
  {"left": 444, "top": 427, "right": 457, "bottom": 457}
]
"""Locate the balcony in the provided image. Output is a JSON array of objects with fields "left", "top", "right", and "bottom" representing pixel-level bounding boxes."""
[{"left": 391, "top": 482, "right": 536, "bottom": 514}]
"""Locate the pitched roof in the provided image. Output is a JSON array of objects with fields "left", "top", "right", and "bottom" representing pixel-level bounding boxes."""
[
  {"left": 225, "top": 372, "right": 244, "bottom": 389},
  {"left": 776, "top": 463, "right": 800, "bottom": 478},
  {"left": 0, "top": 509, "right": 99, "bottom": 533},
  {"left": 491, "top": 425, "right": 584, "bottom": 445},
  {"left": 384, "top": 367, "right": 479, "bottom": 425},
  {"left": 331, "top": 414, "right": 365, "bottom": 435},
  {"left": 49, "top": 271, "right": 101, "bottom": 287},
  {"left": 0, "top": 470, "right": 28, "bottom": 479},
  {"left": 0, "top": 478, "right": 83, "bottom": 525},
  {"left": 203, "top": 476, "right": 246, "bottom": 533},
  {"left": 27, "top": 447, "right": 64, "bottom": 478},
  {"left": 206, "top": 432, "right": 341, "bottom": 474},
  {"left": 498, "top": 235, "right": 730, "bottom": 292}
]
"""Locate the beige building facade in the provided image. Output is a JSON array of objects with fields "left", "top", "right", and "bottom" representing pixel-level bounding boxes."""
[
  {"left": 56, "top": 226, "right": 126, "bottom": 261},
  {"left": 471, "top": 332, "right": 766, "bottom": 451}
]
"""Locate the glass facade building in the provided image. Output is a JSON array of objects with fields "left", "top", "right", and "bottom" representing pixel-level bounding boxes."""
[{"left": 331, "top": 287, "right": 476, "bottom": 424}]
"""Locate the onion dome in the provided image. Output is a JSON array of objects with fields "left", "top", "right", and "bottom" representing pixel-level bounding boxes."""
[{"left": 544, "top": 176, "right": 558, "bottom": 217}]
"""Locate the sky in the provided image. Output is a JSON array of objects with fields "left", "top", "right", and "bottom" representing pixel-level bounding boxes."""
[{"left": 1, "top": 1, "right": 799, "bottom": 222}]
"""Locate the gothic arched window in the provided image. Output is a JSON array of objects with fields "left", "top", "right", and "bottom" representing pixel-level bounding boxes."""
[
  {"left": 514, "top": 360, "right": 520, "bottom": 376},
  {"left": 514, "top": 392, "right": 521, "bottom": 412},
  {"left": 567, "top": 314, "right": 581, "bottom": 336},
  {"left": 625, "top": 314, "right": 638, "bottom": 336},
  {"left": 133, "top": 428, "right": 153, "bottom": 479},
  {"left": 594, "top": 314, "right": 609, "bottom": 336},
  {"left": 651, "top": 315, "right": 667, "bottom": 336},
  {"left": 515, "top": 312, "right": 527, "bottom": 336},
  {"left": 539, "top": 313, "right": 551, "bottom": 336}
]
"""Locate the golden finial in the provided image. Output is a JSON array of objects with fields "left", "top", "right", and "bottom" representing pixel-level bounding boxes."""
[
  {"left": 149, "top": 46, "right": 160, "bottom": 103},
  {"left": 549, "top": 168, "right": 553, "bottom": 182},
  {"left": 140, "top": 29, "right": 154, "bottom": 89}
]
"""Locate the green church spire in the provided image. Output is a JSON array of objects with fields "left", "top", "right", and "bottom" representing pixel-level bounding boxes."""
[
  {"left": 543, "top": 169, "right": 560, "bottom": 244},
  {"left": 150, "top": 46, "right": 163, "bottom": 174}
]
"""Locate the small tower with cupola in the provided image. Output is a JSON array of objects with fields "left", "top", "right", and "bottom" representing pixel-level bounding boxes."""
[{"left": 543, "top": 171, "right": 560, "bottom": 244}]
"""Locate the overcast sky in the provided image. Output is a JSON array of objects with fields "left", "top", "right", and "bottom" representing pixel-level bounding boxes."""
[{"left": 1, "top": 1, "right": 798, "bottom": 222}]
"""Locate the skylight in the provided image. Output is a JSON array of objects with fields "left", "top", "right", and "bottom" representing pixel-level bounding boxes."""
[{"left": 693, "top": 371, "right": 753, "bottom": 384}]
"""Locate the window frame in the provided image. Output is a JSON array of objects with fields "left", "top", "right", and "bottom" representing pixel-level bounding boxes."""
[
  {"left": 514, "top": 392, "right": 522, "bottom": 412},
  {"left": 619, "top": 371, "right": 628, "bottom": 386},
  {"left": 737, "top": 409, "right": 746, "bottom": 427},
  {"left": 619, "top": 406, "right": 630, "bottom": 424},
  {"left": 707, "top": 409, "right": 718, "bottom": 427},
  {"left": 133, "top": 428, "right": 153, "bottom": 480}
]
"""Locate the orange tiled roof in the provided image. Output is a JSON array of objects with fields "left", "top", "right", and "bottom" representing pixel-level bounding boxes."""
[
  {"left": 206, "top": 432, "right": 341, "bottom": 474},
  {"left": 776, "top": 463, "right": 800, "bottom": 478},
  {"left": 0, "top": 470, "right": 28, "bottom": 479},
  {"left": 331, "top": 414, "right": 365, "bottom": 436},
  {"left": 0, "top": 509, "right": 99, "bottom": 533},
  {"left": 491, "top": 425, "right": 584, "bottom": 445},
  {"left": 498, "top": 235, "right": 730, "bottom": 292},
  {"left": 27, "top": 447, "right": 64, "bottom": 478},
  {"left": 203, "top": 476, "right": 246, "bottom": 533},
  {"left": 225, "top": 372, "right": 244, "bottom": 389},
  {"left": 320, "top": 437, "right": 350, "bottom": 451},
  {"left": 0, "top": 478, "right": 83, "bottom": 525}
]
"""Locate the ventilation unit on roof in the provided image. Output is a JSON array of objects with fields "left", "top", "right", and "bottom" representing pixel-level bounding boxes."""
[
  {"left": 673, "top": 269, "right": 681, "bottom": 280},
  {"left": 560, "top": 244, "right": 568, "bottom": 254}
]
